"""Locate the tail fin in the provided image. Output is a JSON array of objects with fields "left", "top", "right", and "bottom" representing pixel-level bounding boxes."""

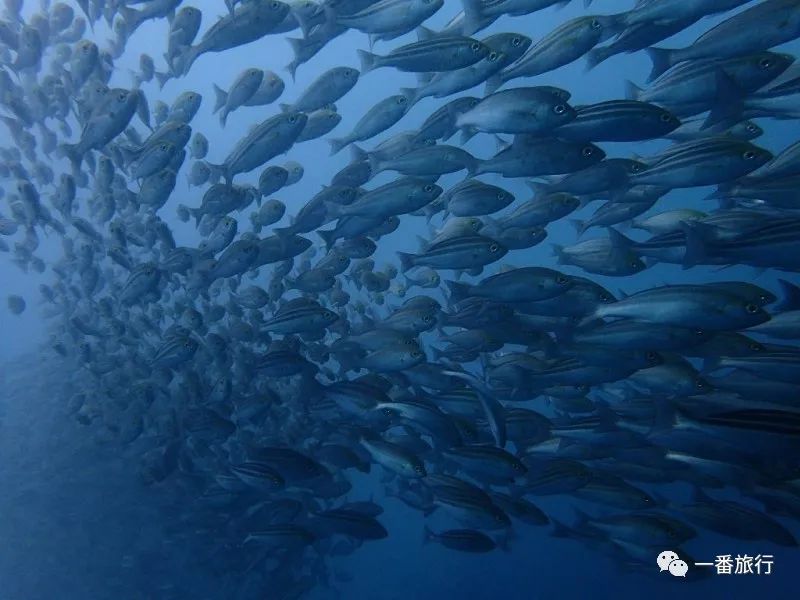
[
  {"left": 58, "top": 143, "right": 82, "bottom": 170},
  {"left": 645, "top": 47, "right": 674, "bottom": 82},
  {"left": 570, "top": 219, "right": 587, "bottom": 237},
  {"left": 154, "top": 70, "right": 171, "bottom": 90},
  {"left": 484, "top": 74, "right": 503, "bottom": 95},
  {"left": 328, "top": 138, "right": 347, "bottom": 156},
  {"left": 551, "top": 244, "right": 566, "bottom": 264},
  {"left": 212, "top": 83, "right": 228, "bottom": 114},
  {"left": 349, "top": 144, "right": 368, "bottom": 163},
  {"left": 585, "top": 47, "right": 611, "bottom": 71},
  {"left": 318, "top": 229, "right": 336, "bottom": 252},
  {"left": 397, "top": 251, "right": 415, "bottom": 273},
  {"left": 680, "top": 221, "right": 712, "bottom": 269},
  {"left": 445, "top": 280, "right": 471, "bottom": 304},
  {"left": 357, "top": 49, "right": 377, "bottom": 74},
  {"left": 624, "top": 80, "right": 643, "bottom": 101}
]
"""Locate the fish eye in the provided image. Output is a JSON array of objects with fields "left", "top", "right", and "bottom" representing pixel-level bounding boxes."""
[
  {"left": 556, "top": 275, "right": 568, "bottom": 285},
  {"left": 745, "top": 302, "right": 759, "bottom": 314},
  {"left": 271, "top": 1, "right": 280, "bottom": 7},
  {"left": 590, "top": 19, "right": 601, "bottom": 29},
  {"left": 489, "top": 243, "right": 499, "bottom": 252},
  {"left": 118, "top": 92, "right": 125, "bottom": 101},
  {"left": 581, "top": 146, "right": 594, "bottom": 157},
  {"left": 289, "top": 115, "right": 297, "bottom": 123},
  {"left": 646, "top": 351, "right": 657, "bottom": 361},
  {"left": 553, "top": 104, "right": 567, "bottom": 114},
  {"left": 398, "top": 96, "right": 408, "bottom": 104},
  {"left": 742, "top": 150, "right": 756, "bottom": 160},
  {"left": 695, "top": 328, "right": 705, "bottom": 336},
  {"left": 160, "top": 143, "right": 168, "bottom": 150},
  {"left": 747, "top": 124, "right": 758, "bottom": 133},
  {"left": 631, "top": 164, "right": 643, "bottom": 172},
  {"left": 660, "top": 113, "right": 672, "bottom": 122},
  {"left": 759, "top": 58, "right": 773, "bottom": 68},
  {"left": 488, "top": 52, "right": 498, "bottom": 61},
  {"left": 749, "top": 342, "right": 763, "bottom": 351},
  {"left": 423, "top": 315, "right": 432, "bottom": 323},
  {"left": 471, "top": 42, "right": 481, "bottom": 51},
  {"left": 512, "top": 37, "right": 521, "bottom": 46},
  {"left": 424, "top": 184, "right": 434, "bottom": 192}
]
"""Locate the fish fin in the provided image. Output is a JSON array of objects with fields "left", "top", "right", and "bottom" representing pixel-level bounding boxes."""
[
  {"left": 484, "top": 74, "right": 502, "bottom": 95},
  {"left": 317, "top": 229, "right": 336, "bottom": 252},
  {"left": 459, "top": 127, "right": 478, "bottom": 145},
  {"left": 703, "top": 70, "right": 746, "bottom": 129},
  {"left": 154, "top": 71, "right": 171, "bottom": 90},
  {"left": 445, "top": 280, "right": 470, "bottom": 304},
  {"left": 680, "top": 220, "right": 712, "bottom": 269},
  {"left": 551, "top": 244, "right": 566, "bottom": 264},
  {"left": 397, "top": 251, "right": 415, "bottom": 273},
  {"left": 416, "top": 25, "right": 436, "bottom": 41},
  {"left": 584, "top": 47, "right": 611, "bottom": 71},
  {"left": 212, "top": 83, "right": 227, "bottom": 114},
  {"left": 569, "top": 219, "right": 586, "bottom": 237},
  {"left": 349, "top": 143, "right": 367, "bottom": 163},
  {"left": 58, "top": 143, "right": 82, "bottom": 170},
  {"left": 460, "top": 0, "right": 485, "bottom": 35},
  {"left": 645, "top": 47, "right": 674, "bottom": 82},
  {"left": 328, "top": 138, "right": 347, "bottom": 156},
  {"left": 527, "top": 181, "right": 551, "bottom": 198},
  {"left": 493, "top": 134, "right": 510, "bottom": 152},
  {"left": 606, "top": 227, "right": 634, "bottom": 250},
  {"left": 357, "top": 49, "right": 377, "bottom": 74},
  {"left": 624, "top": 80, "right": 642, "bottom": 101}
]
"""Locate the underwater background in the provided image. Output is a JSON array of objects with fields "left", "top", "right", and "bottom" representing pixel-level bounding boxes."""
[{"left": 1, "top": 0, "right": 799, "bottom": 598}]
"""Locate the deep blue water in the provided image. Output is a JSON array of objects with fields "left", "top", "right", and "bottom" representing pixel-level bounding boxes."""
[{"left": 1, "top": 1, "right": 799, "bottom": 599}]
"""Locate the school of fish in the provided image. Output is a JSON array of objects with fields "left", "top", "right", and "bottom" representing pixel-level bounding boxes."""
[{"left": 2, "top": 0, "right": 800, "bottom": 597}]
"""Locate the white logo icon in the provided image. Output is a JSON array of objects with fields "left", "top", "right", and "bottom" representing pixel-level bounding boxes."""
[
  {"left": 658, "top": 550, "right": 688, "bottom": 577},
  {"left": 657, "top": 550, "right": 680, "bottom": 572},
  {"left": 669, "top": 559, "right": 689, "bottom": 577}
]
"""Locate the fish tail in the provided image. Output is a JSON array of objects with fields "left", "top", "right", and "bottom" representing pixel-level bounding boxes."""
[
  {"left": 317, "top": 229, "right": 336, "bottom": 252},
  {"left": 624, "top": 79, "right": 642, "bottom": 101},
  {"left": 58, "top": 143, "right": 81, "bottom": 170},
  {"left": 445, "top": 280, "right": 470, "bottom": 304},
  {"left": 212, "top": 84, "right": 227, "bottom": 115},
  {"left": 328, "top": 138, "right": 347, "bottom": 156},
  {"left": 484, "top": 74, "right": 502, "bottom": 95},
  {"left": 460, "top": 0, "right": 485, "bottom": 35},
  {"left": 154, "top": 70, "right": 171, "bottom": 90},
  {"left": 178, "top": 44, "right": 202, "bottom": 77},
  {"left": 584, "top": 47, "right": 610, "bottom": 71},
  {"left": 357, "top": 49, "right": 377, "bottom": 74},
  {"left": 396, "top": 251, "right": 415, "bottom": 273},
  {"left": 569, "top": 219, "right": 586, "bottom": 237},
  {"left": 458, "top": 126, "right": 478, "bottom": 145},
  {"left": 645, "top": 47, "right": 673, "bottom": 82},
  {"left": 551, "top": 244, "right": 566, "bottom": 264},
  {"left": 680, "top": 221, "right": 709, "bottom": 270}
]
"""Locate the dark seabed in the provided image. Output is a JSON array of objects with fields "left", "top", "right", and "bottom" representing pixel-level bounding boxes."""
[{"left": 1, "top": 0, "right": 800, "bottom": 599}]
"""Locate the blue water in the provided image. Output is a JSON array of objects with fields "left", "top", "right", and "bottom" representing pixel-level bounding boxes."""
[{"left": 0, "top": 1, "right": 798, "bottom": 599}]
